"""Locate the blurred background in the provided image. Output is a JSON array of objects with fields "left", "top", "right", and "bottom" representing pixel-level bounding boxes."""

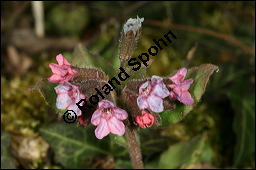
[{"left": 1, "top": 1, "right": 255, "bottom": 169}]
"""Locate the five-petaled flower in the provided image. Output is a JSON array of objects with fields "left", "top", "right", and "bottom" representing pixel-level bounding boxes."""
[
  {"left": 137, "top": 75, "right": 170, "bottom": 113},
  {"left": 168, "top": 67, "right": 194, "bottom": 106},
  {"left": 91, "top": 100, "right": 128, "bottom": 139},
  {"left": 55, "top": 82, "right": 85, "bottom": 116},
  {"left": 48, "top": 54, "right": 78, "bottom": 84},
  {"left": 135, "top": 110, "right": 154, "bottom": 128}
]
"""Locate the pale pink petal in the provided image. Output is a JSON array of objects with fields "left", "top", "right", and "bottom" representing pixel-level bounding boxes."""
[
  {"left": 48, "top": 74, "right": 63, "bottom": 83},
  {"left": 172, "top": 86, "right": 182, "bottom": 97},
  {"left": 151, "top": 75, "right": 163, "bottom": 84},
  {"left": 98, "top": 100, "right": 115, "bottom": 109},
  {"left": 56, "top": 54, "right": 71, "bottom": 66},
  {"left": 169, "top": 68, "right": 187, "bottom": 84},
  {"left": 137, "top": 96, "right": 149, "bottom": 110},
  {"left": 95, "top": 119, "right": 110, "bottom": 139},
  {"left": 67, "top": 67, "right": 78, "bottom": 75},
  {"left": 168, "top": 84, "right": 176, "bottom": 89},
  {"left": 64, "top": 75, "right": 74, "bottom": 82},
  {"left": 108, "top": 116, "right": 125, "bottom": 136},
  {"left": 80, "top": 93, "right": 86, "bottom": 99},
  {"left": 152, "top": 83, "right": 169, "bottom": 98},
  {"left": 177, "top": 68, "right": 187, "bottom": 78},
  {"left": 68, "top": 103, "right": 82, "bottom": 116},
  {"left": 177, "top": 90, "right": 194, "bottom": 106},
  {"left": 65, "top": 107, "right": 77, "bottom": 117},
  {"left": 54, "top": 82, "right": 71, "bottom": 93},
  {"left": 113, "top": 108, "right": 128, "bottom": 120},
  {"left": 180, "top": 79, "right": 193, "bottom": 91},
  {"left": 138, "top": 81, "right": 149, "bottom": 94},
  {"left": 169, "top": 91, "right": 177, "bottom": 99},
  {"left": 71, "top": 83, "right": 80, "bottom": 91},
  {"left": 147, "top": 95, "right": 164, "bottom": 113},
  {"left": 49, "top": 63, "right": 68, "bottom": 76},
  {"left": 91, "top": 110, "right": 102, "bottom": 126},
  {"left": 56, "top": 93, "right": 72, "bottom": 109}
]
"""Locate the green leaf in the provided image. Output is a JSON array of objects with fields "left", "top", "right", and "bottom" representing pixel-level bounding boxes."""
[
  {"left": 109, "top": 134, "right": 128, "bottom": 148},
  {"left": 72, "top": 44, "right": 117, "bottom": 78},
  {"left": 228, "top": 79, "right": 255, "bottom": 167},
  {"left": 114, "top": 159, "right": 133, "bottom": 169},
  {"left": 40, "top": 123, "right": 111, "bottom": 169},
  {"left": 158, "top": 134, "right": 206, "bottom": 169},
  {"left": 29, "top": 79, "right": 65, "bottom": 114},
  {"left": 159, "top": 64, "right": 219, "bottom": 127},
  {"left": 1, "top": 130, "right": 15, "bottom": 169}
]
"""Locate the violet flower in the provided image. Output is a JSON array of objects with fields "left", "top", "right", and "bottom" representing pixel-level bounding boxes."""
[
  {"left": 48, "top": 54, "right": 78, "bottom": 84},
  {"left": 168, "top": 67, "right": 194, "bottom": 106},
  {"left": 91, "top": 100, "right": 128, "bottom": 140},
  {"left": 55, "top": 82, "right": 85, "bottom": 116},
  {"left": 137, "top": 75, "right": 170, "bottom": 113}
]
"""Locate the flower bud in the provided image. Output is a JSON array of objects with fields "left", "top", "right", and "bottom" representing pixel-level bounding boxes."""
[
  {"left": 119, "top": 16, "right": 144, "bottom": 63},
  {"left": 135, "top": 110, "right": 154, "bottom": 128}
]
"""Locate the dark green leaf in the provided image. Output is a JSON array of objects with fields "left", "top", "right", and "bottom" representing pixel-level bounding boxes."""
[
  {"left": 158, "top": 134, "right": 206, "bottom": 169},
  {"left": 114, "top": 159, "right": 133, "bottom": 169},
  {"left": 40, "top": 123, "right": 111, "bottom": 169},
  {"left": 109, "top": 134, "right": 128, "bottom": 148},
  {"left": 228, "top": 79, "right": 255, "bottom": 167}
]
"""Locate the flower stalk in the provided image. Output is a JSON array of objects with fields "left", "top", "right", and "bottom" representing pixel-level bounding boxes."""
[{"left": 125, "top": 126, "right": 144, "bottom": 169}]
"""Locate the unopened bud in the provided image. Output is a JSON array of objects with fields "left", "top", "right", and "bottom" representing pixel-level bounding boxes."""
[{"left": 118, "top": 16, "right": 144, "bottom": 64}]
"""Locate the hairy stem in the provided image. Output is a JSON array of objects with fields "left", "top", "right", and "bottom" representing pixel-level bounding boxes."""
[{"left": 125, "top": 127, "right": 144, "bottom": 169}]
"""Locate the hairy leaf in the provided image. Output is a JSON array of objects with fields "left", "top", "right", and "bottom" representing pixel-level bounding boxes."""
[
  {"left": 72, "top": 44, "right": 117, "bottom": 78},
  {"left": 159, "top": 64, "right": 219, "bottom": 127},
  {"left": 29, "top": 79, "right": 64, "bottom": 113},
  {"left": 71, "top": 67, "right": 117, "bottom": 123},
  {"left": 40, "top": 123, "right": 111, "bottom": 169}
]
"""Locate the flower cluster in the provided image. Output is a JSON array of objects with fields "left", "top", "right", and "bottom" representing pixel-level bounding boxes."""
[
  {"left": 47, "top": 18, "right": 193, "bottom": 139},
  {"left": 135, "top": 68, "right": 194, "bottom": 128},
  {"left": 48, "top": 54, "right": 129, "bottom": 140},
  {"left": 48, "top": 54, "right": 85, "bottom": 116}
]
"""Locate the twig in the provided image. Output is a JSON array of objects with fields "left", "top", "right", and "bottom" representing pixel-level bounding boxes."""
[
  {"left": 144, "top": 19, "right": 254, "bottom": 56},
  {"left": 6, "top": 29, "right": 78, "bottom": 54},
  {"left": 31, "top": 1, "right": 45, "bottom": 38},
  {"left": 124, "top": 1, "right": 149, "bottom": 15}
]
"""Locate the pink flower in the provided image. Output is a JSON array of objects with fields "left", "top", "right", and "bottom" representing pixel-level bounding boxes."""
[
  {"left": 48, "top": 54, "right": 78, "bottom": 84},
  {"left": 55, "top": 82, "right": 85, "bottom": 116},
  {"left": 137, "top": 76, "right": 170, "bottom": 113},
  {"left": 135, "top": 110, "right": 154, "bottom": 128},
  {"left": 91, "top": 100, "right": 128, "bottom": 139},
  {"left": 168, "top": 67, "right": 194, "bottom": 105}
]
